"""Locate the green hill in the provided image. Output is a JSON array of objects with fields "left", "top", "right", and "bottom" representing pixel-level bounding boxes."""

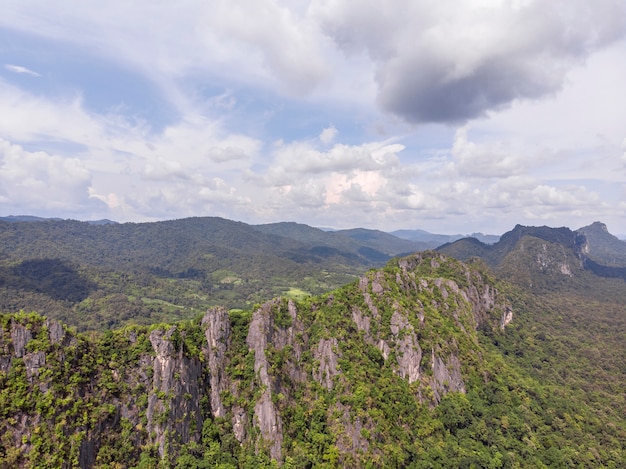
[
  {"left": 577, "top": 221, "right": 626, "bottom": 267},
  {"left": 1, "top": 251, "right": 624, "bottom": 467},
  {"left": 0, "top": 217, "right": 427, "bottom": 331}
]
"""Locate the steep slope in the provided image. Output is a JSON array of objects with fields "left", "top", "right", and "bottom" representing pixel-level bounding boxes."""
[
  {"left": 0, "top": 217, "right": 394, "bottom": 330},
  {"left": 333, "top": 227, "right": 429, "bottom": 256},
  {"left": 253, "top": 222, "right": 398, "bottom": 263},
  {"left": 1, "top": 252, "right": 624, "bottom": 467},
  {"left": 577, "top": 221, "right": 626, "bottom": 266},
  {"left": 437, "top": 223, "right": 626, "bottom": 287}
]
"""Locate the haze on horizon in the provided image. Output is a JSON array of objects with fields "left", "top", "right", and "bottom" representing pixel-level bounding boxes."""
[{"left": 1, "top": 1, "right": 625, "bottom": 235}]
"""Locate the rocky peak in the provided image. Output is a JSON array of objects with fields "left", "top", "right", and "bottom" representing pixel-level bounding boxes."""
[{"left": 202, "top": 307, "right": 231, "bottom": 418}]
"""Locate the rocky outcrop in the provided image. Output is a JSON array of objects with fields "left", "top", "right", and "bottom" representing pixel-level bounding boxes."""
[
  {"left": 430, "top": 350, "right": 465, "bottom": 404},
  {"left": 390, "top": 310, "right": 422, "bottom": 384},
  {"left": 202, "top": 307, "right": 231, "bottom": 419},
  {"left": 0, "top": 252, "right": 516, "bottom": 467},
  {"left": 313, "top": 338, "right": 341, "bottom": 390},
  {"left": 147, "top": 327, "right": 203, "bottom": 459},
  {"left": 10, "top": 321, "right": 32, "bottom": 358},
  {"left": 246, "top": 300, "right": 285, "bottom": 460}
]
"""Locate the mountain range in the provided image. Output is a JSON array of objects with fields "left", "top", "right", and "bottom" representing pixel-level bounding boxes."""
[{"left": 0, "top": 216, "right": 625, "bottom": 467}]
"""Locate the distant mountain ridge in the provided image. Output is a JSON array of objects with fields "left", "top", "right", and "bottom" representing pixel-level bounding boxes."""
[
  {"left": 577, "top": 221, "right": 626, "bottom": 266},
  {"left": 0, "top": 216, "right": 431, "bottom": 330},
  {"left": 391, "top": 228, "right": 499, "bottom": 246},
  {"left": 437, "top": 222, "right": 626, "bottom": 292},
  {"left": 0, "top": 215, "right": 118, "bottom": 225},
  {"left": 1, "top": 215, "right": 499, "bottom": 248}
]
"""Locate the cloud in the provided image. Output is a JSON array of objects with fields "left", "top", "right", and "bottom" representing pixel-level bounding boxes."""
[
  {"left": 4, "top": 64, "right": 40, "bottom": 77},
  {"left": 0, "top": 139, "right": 93, "bottom": 213},
  {"left": 1, "top": 0, "right": 329, "bottom": 104},
  {"left": 314, "top": 0, "right": 626, "bottom": 124},
  {"left": 450, "top": 127, "right": 529, "bottom": 178},
  {"left": 1, "top": 1, "right": 626, "bottom": 234},
  {"left": 319, "top": 125, "right": 338, "bottom": 144},
  {"left": 271, "top": 140, "right": 402, "bottom": 177}
]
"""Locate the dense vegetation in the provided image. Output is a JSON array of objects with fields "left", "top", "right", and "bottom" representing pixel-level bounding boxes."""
[
  {"left": 1, "top": 250, "right": 624, "bottom": 468},
  {"left": 0, "top": 218, "right": 428, "bottom": 331},
  {"left": 0, "top": 219, "right": 625, "bottom": 467}
]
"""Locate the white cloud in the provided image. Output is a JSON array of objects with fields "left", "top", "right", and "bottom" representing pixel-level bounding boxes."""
[
  {"left": 4, "top": 64, "right": 40, "bottom": 76},
  {"left": 0, "top": 139, "right": 93, "bottom": 214},
  {"left": 450, "top": 127, "right": 529, "bottom": 178},
  {"left": 271, "top": 140, "right": 402, "bottom": 177},
  {"left": 1, "top": 1, "right": 625, "bottom": 234},
  {"left": 1, "top": 0, "right": 330, "bottom": 107},
  {"left": 319, "top": 125, "right": 338, "bottom": 144}
]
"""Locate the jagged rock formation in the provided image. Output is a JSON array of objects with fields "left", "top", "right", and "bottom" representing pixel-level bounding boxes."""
[
  {"left": 0, "top": 252, "right": 514, "bottom": 467},
  {"left": 438, "top": 223, "right": 626, "bottom": 287}
]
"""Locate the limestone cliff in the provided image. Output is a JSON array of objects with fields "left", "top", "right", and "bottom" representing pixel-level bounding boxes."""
[{"left": 0, "top": 252, "right": 513, "bottom": 467}]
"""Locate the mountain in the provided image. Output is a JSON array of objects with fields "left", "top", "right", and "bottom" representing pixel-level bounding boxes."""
[
  {"left": 0, "top": 215, "right": 64, "bottom": 223},
  {"left": 0, "top": 217, "right": 428, "bottom": 331},
  {"left": 577, "top": 221, "right": 626, "bottom": 267},
  {"left": 2, "top": 251, "right": 624, "bottom": 467},
  {"left": 332, "top": 227, "right": 430, "bottom": 256},
  {"left": 252, "top": 222, "right": 424, "bottom": 261},
  {"left": 437, "top": 223, "right": 626, "bottom": 288},
  {"left": 391, "top": 229, "right": 500, "bottom": 247}
]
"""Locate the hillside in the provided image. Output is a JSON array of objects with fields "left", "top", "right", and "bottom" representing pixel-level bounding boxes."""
[
  {"left": 252, "top": 222, "right": 425, "bottom": 260},
  {"left": 391, "top": 229, "right": 500, "bottom": 247},
  {"left": 0, "top": 217, "right": 423, "bottom": 331},
  {"left": 578, "top": 221, "right": 626, "bottom": 267},
  {"left": 437, "top": 223, "right": 626, "bottom": 287},
  {"left": 1, "top": 251, "right": 624, "bottom": 467}
]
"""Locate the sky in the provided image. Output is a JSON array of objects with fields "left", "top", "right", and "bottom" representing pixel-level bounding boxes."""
[{"left": 1, "top": 0, "right": 626, "bottom": 236}]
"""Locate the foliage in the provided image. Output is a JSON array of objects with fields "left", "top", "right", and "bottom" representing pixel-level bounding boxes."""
[{"left": 0, "top": 230, "right": 624, "bottom": 467}]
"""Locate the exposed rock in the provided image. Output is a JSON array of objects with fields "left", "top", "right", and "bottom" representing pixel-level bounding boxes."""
[
  {"left": 390, "top": 310, "right": 422, "bottom": 384},
  {"left": 371, "top": 271, "right": 386, "bottom": 294},
  {"left": 351, "top": 306, "right": 371, "bottom": 335},
  {"left": 10, "top": 321, "right": 32, "bottom": 358},
  {"left": 362, "top": 292, "right": 379, "bottom": 319},
  {"left": 23, "top": 351, "right": 45, "bottom": 384},
  {"left": 232, "top": 406, "right": 247, "bottom": 443},
  {"left": 335, "top": 403, "right": 369, "bottom": 455},
  {"left": 46, "top": 319, "right": 65, "bottom": 344},
  {"left": 313, "top": 338, "right": 341, "bottom": 390},
  {"left": 377, "top": 339, "right": 391, "bottom": 361},
  {"left": 246, "top": 300, "right": 284, "bottom": 461},
  {"left": 0, "top": 355, "right": 10, "bottom": 373},
  {"left": 202, "top": 307, "right": 231, "bottom": 418},
  {"left": 147, "top": 327, "right": 203, "bottom": 459},
  {"left": 500, "top": 307, "right": 513, "bottom": 330},
  {"left": 430, "top": 350, "right": 465, "bottom": 404}
]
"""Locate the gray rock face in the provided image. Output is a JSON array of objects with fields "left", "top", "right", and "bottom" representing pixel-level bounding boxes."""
[
  {"left": 10, "top": 321, "right": 32, "bottom": 358},
  {"left": 390, "top": 310, "right": 422, "bottom": 384},
  {"left": 46, "top": 319, "right": 65, "bottom": 344},
  {"left": 147, "top": 327, "right": 203, "bottom": 459},
  {"left": 335, "top": 403, "right": 369, "bottom": 454},
  {"left": 202, "top": 307, "right": 231, "bottom": 418},
  {"left": 313, "top": 338, "right": 341, "bottom": 390},
  {"left": 246, "top": 299, "right": 285, "bottom": 461},
  {"left": 23, "top": 351, "right": 46, "bottom": 383},
  {"left": 430, "top": 350, "right": 466, "bottom": 404}
]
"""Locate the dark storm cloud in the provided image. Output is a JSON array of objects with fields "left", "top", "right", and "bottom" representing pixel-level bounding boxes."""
[{"left": 315, "top": 0, "right": 626, "bottom": 124}]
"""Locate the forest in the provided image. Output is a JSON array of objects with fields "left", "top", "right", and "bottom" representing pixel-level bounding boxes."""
[{"left": 0, "top": 218, "right": 625, "bottom": 467}]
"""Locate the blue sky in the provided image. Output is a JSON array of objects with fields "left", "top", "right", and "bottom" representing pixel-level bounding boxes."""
[{"left": 1, "top": 0, "right": 626, "bottom": 235}]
